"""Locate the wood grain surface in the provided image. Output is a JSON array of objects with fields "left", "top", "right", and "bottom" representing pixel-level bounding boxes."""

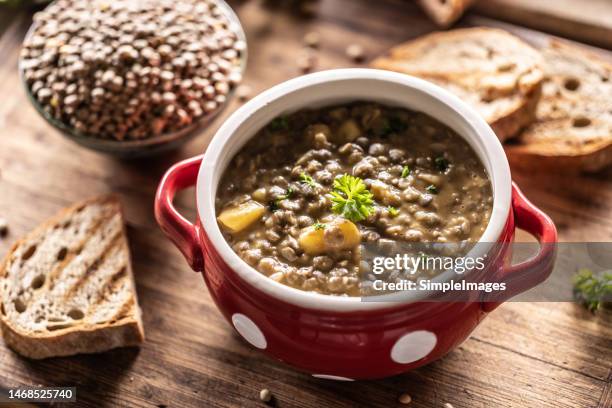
[
  {"left": 473, "top": 0, "right": 612, "bottom": 49},
  {"left": 0, "top": 1, "right": 611, "bottom": 407}
]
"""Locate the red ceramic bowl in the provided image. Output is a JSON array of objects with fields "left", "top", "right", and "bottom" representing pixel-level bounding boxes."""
[{"left": 155, "top": 69, "right": 557, "bottom": 380}]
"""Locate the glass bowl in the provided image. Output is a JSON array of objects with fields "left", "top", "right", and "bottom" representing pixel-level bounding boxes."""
[{"left": 19, "top": 0, "right": 247, "bottom": 158}]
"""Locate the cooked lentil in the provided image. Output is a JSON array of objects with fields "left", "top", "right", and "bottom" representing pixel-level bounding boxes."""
[
  {"left": 216, "top": 102, "right": 493, "bottom": 296},
  {"left": 20, "top": 0, "right": 244, "bottom": 141}
]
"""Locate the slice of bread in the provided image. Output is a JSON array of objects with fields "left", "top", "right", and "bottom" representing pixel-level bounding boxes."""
[
  {"left": 506, "top": 40, "right": 612, "bottom": 173},
  {"left": 0, "top": 196, "right": 144, "bottom": 359},
  {"left": 371, "top": 27, "right": 544, "bottom": 141},
  {"left": 418, "top": 0, "right": 475, "bottom": 28}
]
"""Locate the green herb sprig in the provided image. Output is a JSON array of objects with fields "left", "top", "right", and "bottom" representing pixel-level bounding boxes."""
[
  {"left": 573, "top": 269, "right": 612, "bottom": 312},
  {"left": 268, "top": 116, "right": 289, "bottom": 132},
  {"left": 299, "top": 172, "right": 317, "bottom": 188},
  {"left": 313, "top": 221, "right": 326, "bottom": 230},
  {"left": 401, "top": 165, "right": 410, "bottom": 178},
  {"left": 387, "top": 206, "right": 399, "bottom": 217},
  {"left": 435, "top": 156, "right": 449, "bottom": 172},
  {"left": 268, "top": 186, "right": 294, "bottom": 212},
  {"left": 329, "top": 174, "right": 374, "bottom": 222},
  {"left": 389, "top": 117, "right": 407, "bottom": 132},
  {"left": 380, "top": 117, "right": 407, "bottom": 136},
  {"left": 277, "top": 186, "right": 294, "bottom": 201}
]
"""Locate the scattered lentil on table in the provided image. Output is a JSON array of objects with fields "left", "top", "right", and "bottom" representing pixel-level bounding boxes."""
[
  {"left": 20, "top": 0, "right": 245, "bottom": 141},
  {"left": 259, "top": 388, "right": 272, "bottom": 403},
  {"left": 0, "top": 218, "right": 8, "bottom": 238},
  {"left": 303, "top": 31, "right": 321, "bottom": 48},
  {"left": 346, "top": 44, "right": 365, "bottom": 62},
  {"left": 297, "top": 49, "right": 317, "bottom": 73},
  {"left": 236, "top": 84, "right": 252, "bottom": 102},
  {"left": 398, "top": 392, "right": 412, "bottom": 405},
  {"left": 216, "top": 102, "right": 493, "bottom": 296}
]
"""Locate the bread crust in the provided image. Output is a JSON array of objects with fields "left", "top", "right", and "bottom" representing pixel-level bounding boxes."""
[
  {"left": 506, "top": 142, "right": 612, "bottom": 174},
  {"left": 0, "top": 316, "right": 144, "bottom": 359},
  {"left": 371, "top": 27, "right": 544, "bottom": 142},
  {"left": 0, "top": 195, "right": 144, "bottom": 359},
  {"left": 506, "top": 40, "right": 612, "bottom": 173},
  {"left": 491, "top": 82, "right": 542, "bottom": 143}
]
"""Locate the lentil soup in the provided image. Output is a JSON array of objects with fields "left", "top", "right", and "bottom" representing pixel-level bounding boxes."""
[{"left": 215, "top": 102, "right": 493, "bottom": 296}]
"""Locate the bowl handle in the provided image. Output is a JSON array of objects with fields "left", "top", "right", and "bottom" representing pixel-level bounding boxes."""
[
  {"left": 481, "top": 183, "right": 557, "bottom": 312},
  {"left": 154, "top": 155, "right": 204, "bottom": 272}
]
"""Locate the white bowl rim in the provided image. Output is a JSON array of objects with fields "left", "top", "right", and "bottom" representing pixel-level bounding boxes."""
[{"left": 197, "top": 68, "right": 512, "bottom": 312}]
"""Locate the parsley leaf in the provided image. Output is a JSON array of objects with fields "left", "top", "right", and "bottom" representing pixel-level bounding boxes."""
[
  {"left": 268, "top": 187, "right": 294, "bottom": 211},
  {"left": 387, "top": 206, "right": 399, "bottom": 217},
  {"left": 268, "top": 116, "right": 289, "bottom": 131},
  {"left": 573, "top": 269, "right": 612, "bottom": 312},
  {"left": 299, "top": 172, "right": 316, "bottom": 188},
  {"left": 425, "top": 184, "right": 438, "bottom": 194},
  {"left": 313, "top": 221, "right": 326, "bottom": 230},
  {"left": 401, "top": 165, "right": 410, "bottom": 178},
  {"left": 280, "top": 187, "right": 294, "bottom": 200},
  {"left": 435, "top": 156, "right": 449, "bottom": 172},
  {"left": 389, "top": 116, "right": 407, "bottom": 132},
  {"left": 329, "top": 174, "right": 374, "bottom": 222},
  {"left": 380, "top": 118, "right": 392, "bottom": 136},
  {"left": 267, "top": 200, "right": 279, "bottom": 212}
]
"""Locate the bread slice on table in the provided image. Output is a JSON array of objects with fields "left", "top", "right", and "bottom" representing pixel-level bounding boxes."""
[
  {"left": 506, "top": 40, "right": 612, "bottom": 173},
  {"left": 0, "top": 196, "right": 144, "bottom": 359},
  {"left": 418, "top": 0, "right": 475, "bottom": 28},
  {"left": 371, "top": 27, "right": 544, "bottom": 142}
]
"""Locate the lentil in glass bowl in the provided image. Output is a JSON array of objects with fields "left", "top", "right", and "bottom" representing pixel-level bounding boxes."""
[{"left": 19, "top": 0, "right": 247, "bottom": 158}]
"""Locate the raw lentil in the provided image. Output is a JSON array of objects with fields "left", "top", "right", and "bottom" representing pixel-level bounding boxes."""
[
  {"left": 236, "top": 84, "right": 252, "bottom": 102},
  {"left": 346, "top": 44, "right": 365, "bottom": 62},
  {"left": 398, "top": 393, "right": 412, "bottom": 405},
  {"left": 303, "top": 31, "right": 321, "bottom": 48},
  {"left": 0, "top": 218, "right": 8, "bottom": 238},
  {"left": 20, "top": 0, "right": 244, "bottom": 141},
  {"left": 297, "top": 50, "right": 317, "bottom": 73},
  {"left": 259, "top": 388, "right": 272, "bottom": 403}
]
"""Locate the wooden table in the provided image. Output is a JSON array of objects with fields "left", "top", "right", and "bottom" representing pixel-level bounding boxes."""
[{"left": 0, "top": 1, "right": 611, "bottom": 407}]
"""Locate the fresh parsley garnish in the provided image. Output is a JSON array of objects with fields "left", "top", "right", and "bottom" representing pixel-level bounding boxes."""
[
  {"left": 330, "top": 174, "right": 374, "bottom": 222},
  {"left": 278, "top": 186, "right": 294, "bottom": 201},
  {"left": 267, "top": 200, "right": 279, "bottom": 212},
  {"left": 401, "top": 165, "right": 410, "bottom": 178},
  {"left": 387, "top": 206, "right": 399, "bottom": 217},
  {"left": 268, "top": 187, "right": 294, "bottom": 211},
  {"left": 573, "top": 269, "right": 611, "bottom": 312},
  {"left": 435, "top": 156, "right": 449, "bottom": 172},
  {"left": 425, "top": 184, "right": 438, "bottom": 194},
  {"left": 389, "top": 116, "right": 407, "bottom": 132},
  {"left": 268, "top": 116, "right": 289, "bottom": 131},
  {"left": 313, "top": 221, "right": 326, "bottom": 230},
  {"left": 380, "top": 118, "right": 392, "bottom": 136},
  {"left": 299, "top": 172, "right": 316, "bottom": 188}
]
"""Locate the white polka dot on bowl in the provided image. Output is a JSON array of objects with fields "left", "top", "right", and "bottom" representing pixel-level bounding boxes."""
[
  {"left": 390, "top": 330, "right": 437, "bottom": 364},
  {"left": 231, "top": 313, "right": 267, "bottom": 349}
]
